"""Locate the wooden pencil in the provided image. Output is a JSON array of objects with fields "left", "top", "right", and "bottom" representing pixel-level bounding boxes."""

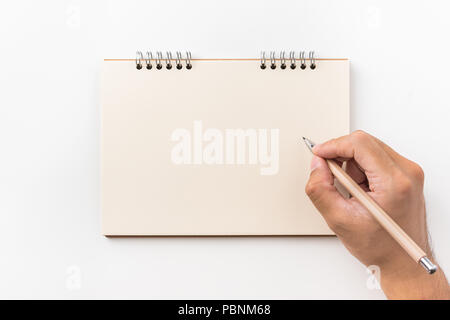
[{"left": 302, "top": 137, "right": 437, "bottom": 274}]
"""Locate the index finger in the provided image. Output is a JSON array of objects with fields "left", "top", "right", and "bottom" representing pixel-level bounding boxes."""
[{"left": 312, "top": 130, "right": 396, "bottom": 174}]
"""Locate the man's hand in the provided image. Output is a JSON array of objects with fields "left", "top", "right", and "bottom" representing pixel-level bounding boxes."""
[{"left": 305, "top": 130, "right": 449, "bottom": 299}]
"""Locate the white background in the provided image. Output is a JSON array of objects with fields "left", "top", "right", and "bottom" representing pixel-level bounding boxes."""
[{"left": 0, "top": 0, "right": 449, "bottom": 299}]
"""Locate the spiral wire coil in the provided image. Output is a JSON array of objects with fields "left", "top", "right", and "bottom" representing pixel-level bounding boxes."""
[
  {"left": 136, "top": 50, "right": 316, "bottom": 70},
  {"left": 136, "top": 51, "right": 193, "bottom": 70},
  {"left": 260, "top": 51, "right": 317, "bottom": 70}
]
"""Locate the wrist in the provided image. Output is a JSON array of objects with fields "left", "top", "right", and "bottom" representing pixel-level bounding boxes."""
[{"left": 379, "top": 255, "right": 449, "bottom": 299}]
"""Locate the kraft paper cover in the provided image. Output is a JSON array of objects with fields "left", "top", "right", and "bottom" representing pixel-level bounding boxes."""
[{"left": 101, "top": 59, "right": 349, "bottom": 235}]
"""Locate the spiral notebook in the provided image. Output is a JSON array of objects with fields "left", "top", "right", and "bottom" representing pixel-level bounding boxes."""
[{"left": 101, "top": 51, "right": 349, "bottom": 236}]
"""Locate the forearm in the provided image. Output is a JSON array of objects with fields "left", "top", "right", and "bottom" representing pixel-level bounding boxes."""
[{"left": 380, "top": 257, "right": 450, "bottom": 299}]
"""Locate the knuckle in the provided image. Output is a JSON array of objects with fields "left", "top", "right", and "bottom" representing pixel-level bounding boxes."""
[
  {"left": 394, "top": 172, "right": 414, "bottom": 196},
  {"left": 410, "top": 162, "right": 425, "bottom": 182},
  {"left": 350, "top": 130, "right": 370, "bottom": 143},
  {"left": 305, "top": 181, "right": 321, "bottom": 200}
]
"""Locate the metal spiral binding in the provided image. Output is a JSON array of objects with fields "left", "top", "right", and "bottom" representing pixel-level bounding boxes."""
[
  {"left": 135, "top": 51, "right": 193, "bottom": 70},
  {"left": 165, "top": 52, "right": 173, "bottom": 69},
  {"left": 135, "top": 51, "right": 143, "bottom": 70},
  {"left": 260, "top": 51, "right": 266, "bottom": 69},
  {"left": 270, "top": 51, "right": 276, "bottom": 69},
  {"left": 176, "top": 52, "right": 183, "bottom": 70},
  {"left": 289, "top": 51, "right": 296, "bottom": 69},
  {"left": 309, "top": 51, "right": 316, "bottom": 69},
  {"left": 145, "top": 51, "right": 152, "bottom": 70},
  {"left": 136, "top": 50, "right": 316, "bottom": 70},
  {"left": 186, "top": 51, "right": 192, "bottom": 70},
  {"left": 260, "top": 51, "right": 317, "bottom": 70},
  {"left": 280, "top": 51, "right": 286, "bottom": 69},
  {"left": 156, "top": 52, "right": 163, "bottom": 69},
  {"left": 300, "top": 51, "right": 307, "bottom": 69}
]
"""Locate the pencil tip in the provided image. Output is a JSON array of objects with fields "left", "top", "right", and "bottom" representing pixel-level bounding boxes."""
[{"left": 302, "top": 137, "right": 315, "bottom": 153}]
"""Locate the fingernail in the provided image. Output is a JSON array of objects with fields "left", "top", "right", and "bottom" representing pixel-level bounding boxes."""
[
  {"left": 312, "top": 143, "right": 321, "bottom": 153},
  {"left": 310, "top": 156, "right": 321, "bottom": 171}
]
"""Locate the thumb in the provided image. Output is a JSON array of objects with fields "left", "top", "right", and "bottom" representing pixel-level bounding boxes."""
[{"left": 305, "top": 156, "right": 347, "bottom": 219}]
